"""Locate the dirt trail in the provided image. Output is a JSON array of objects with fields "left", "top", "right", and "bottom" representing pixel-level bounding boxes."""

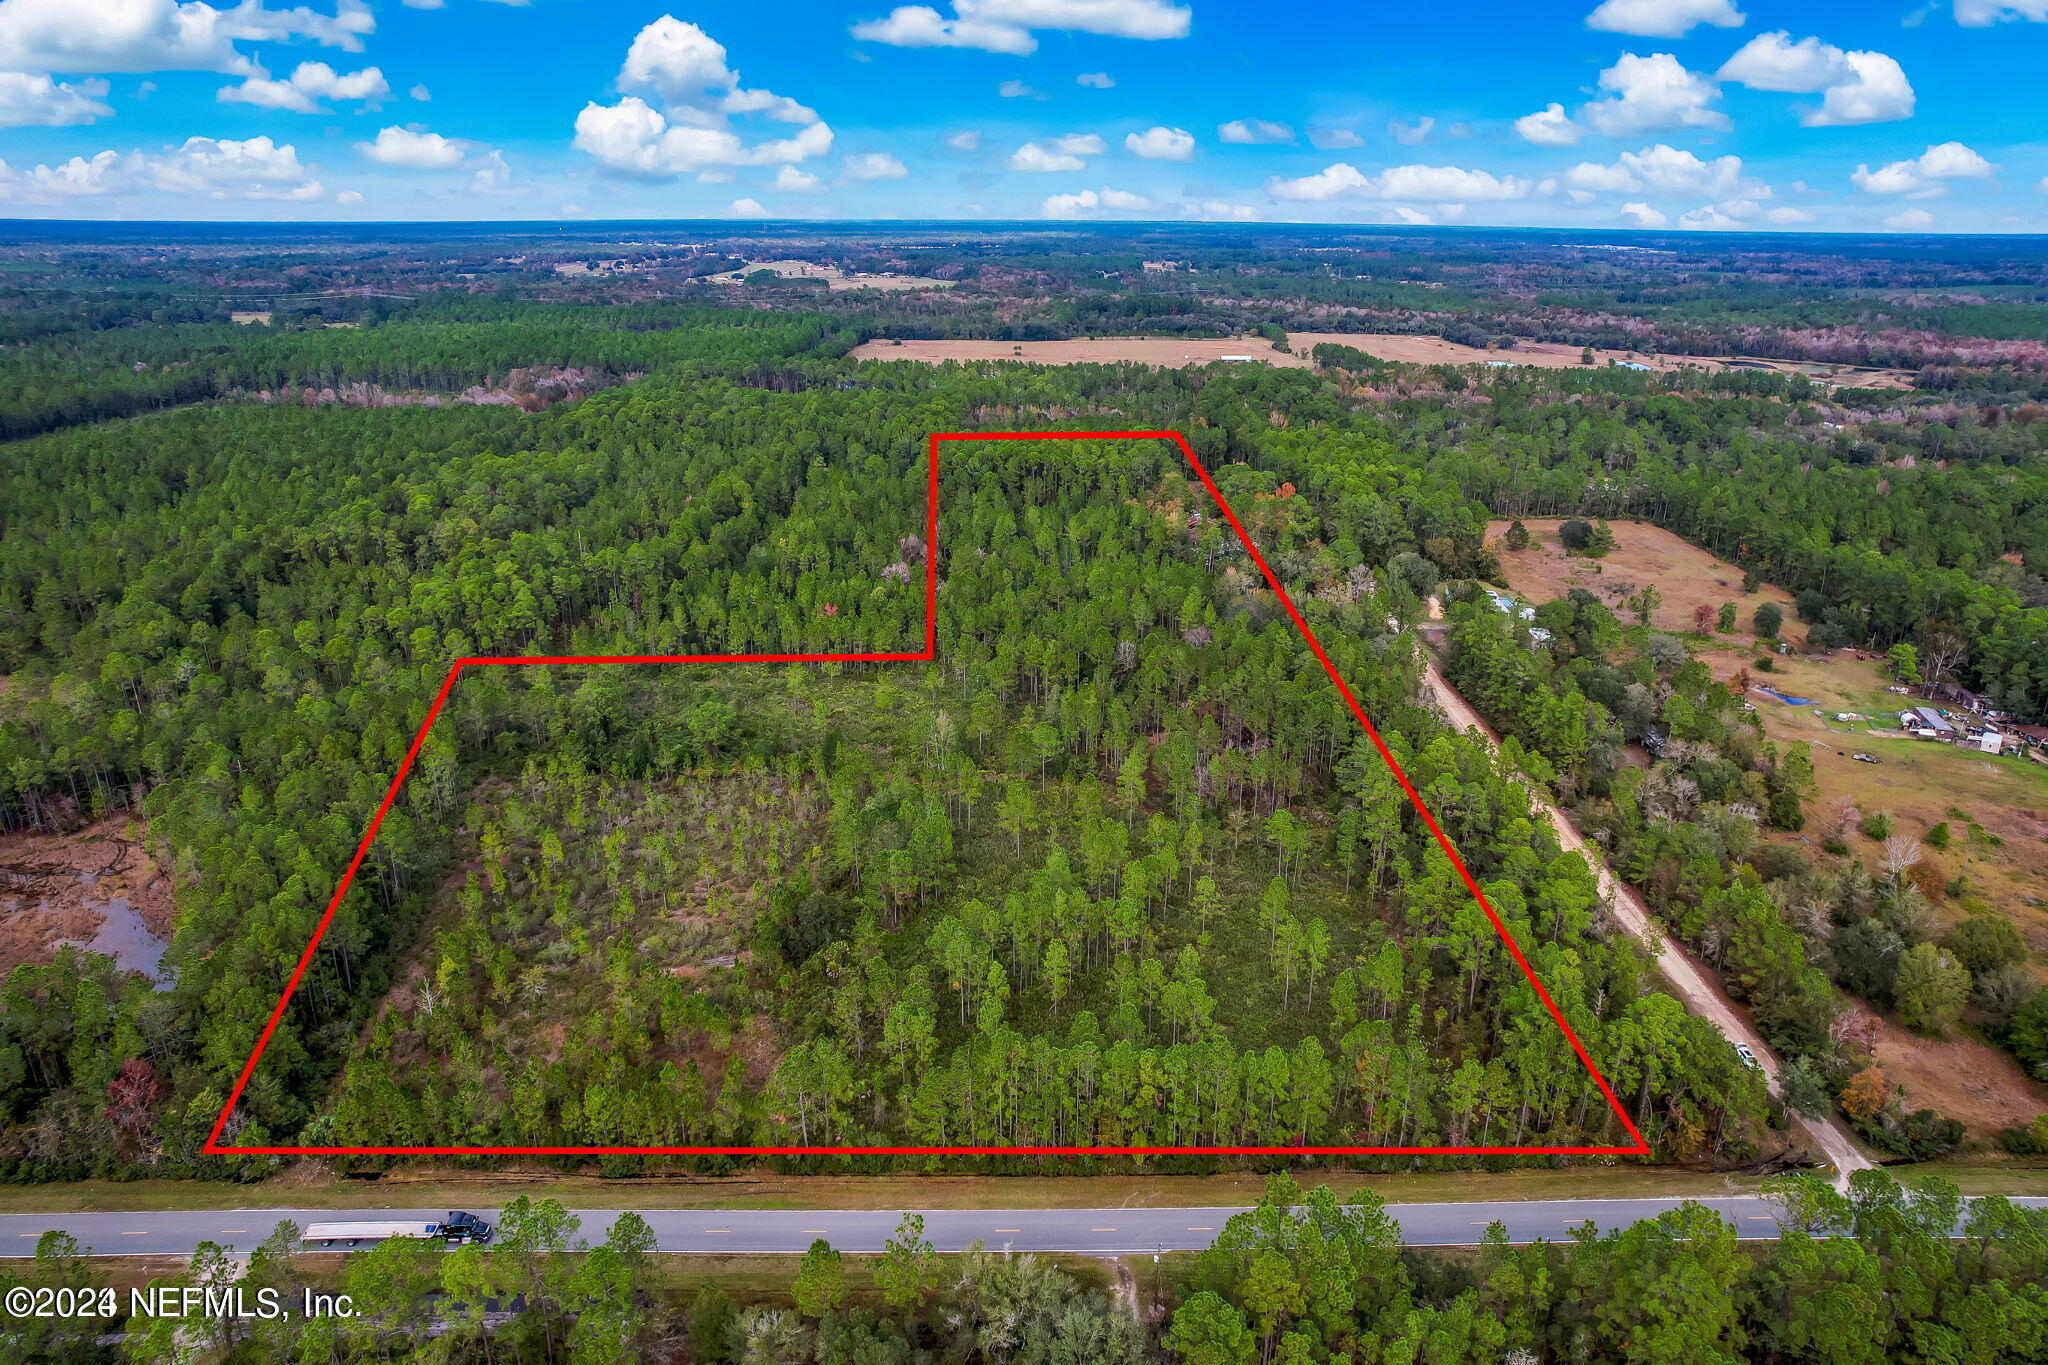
[{"left": 1418, "top": 657, "right": 1873, "bottom": 1183}]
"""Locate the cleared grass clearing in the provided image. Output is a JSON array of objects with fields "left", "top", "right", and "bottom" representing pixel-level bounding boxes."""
[{"left": 1487, "top": 518, "right": 1805, "bottom": 646}]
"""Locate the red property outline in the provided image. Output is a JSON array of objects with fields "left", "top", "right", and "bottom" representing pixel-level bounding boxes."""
[{"left": 206, "top": 430, "right": 1650, "bottom": 1159}]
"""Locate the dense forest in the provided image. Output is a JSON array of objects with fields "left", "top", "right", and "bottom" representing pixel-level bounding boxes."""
[
  {"left": 3, "top": 225, "right": 2046, "bottom": 1179},
  {"left": 1, "top": 301, "right": 1768, "bottom": 1170},
  {"left": 7, "top": 1172, "right": 2047, "bottom": 1363}
]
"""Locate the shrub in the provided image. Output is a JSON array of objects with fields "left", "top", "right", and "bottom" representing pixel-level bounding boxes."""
[{"left": 1747, "top": 844, "right": 1807, "bottom": 882}]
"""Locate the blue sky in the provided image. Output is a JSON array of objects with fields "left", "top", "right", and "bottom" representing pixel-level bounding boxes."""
[{"left": 1, "top": 0, "right": 2046, "bottom": 230}]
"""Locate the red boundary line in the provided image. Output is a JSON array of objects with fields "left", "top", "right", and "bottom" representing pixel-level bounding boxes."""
[{"left": 205, "top": 431, "right": 1650, "bottom": 1159}]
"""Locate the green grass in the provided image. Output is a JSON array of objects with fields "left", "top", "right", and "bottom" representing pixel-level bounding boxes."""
[{"left": 0, "top": 1164, "right": 1793, "bottom": 1216}]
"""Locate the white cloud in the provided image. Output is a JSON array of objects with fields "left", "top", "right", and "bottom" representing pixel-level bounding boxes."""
[
  {"left": 997, "top": 78, "right": 1037, "bottom": 98},
  {"left": 358, "top": 125, "right": 466, "bottom": 169},
  {"left": 0, "top": 148, "right": 127, "bottom": 197},
  {"left": 1050, "top": 132, "right": 1106, "bottom": 154},
  {"left": 1265, "top": 160, "right": 1530, "bottom": 202},
  {"left": 150, "top": 134, "right": 323, "bottom": 200},
  {"left": 1582, "top": 52, "right": 1727, "bottom": 136},
  {"left": 851, "top": 0, "right": 1191, "bottom": 55},
  {"left": 470, "top": 149, "right": 520, "bottom": 196},
  {"left": 1955, "top": 1, "right": 2048, "bottom": 23},
  {"left": 774, "top": 164, "right": 823, "bottom": 191},
  {"left": 575, "top": 98, "right": 834, "bottom": 176},
  {"left": 1565, "top": 143, "right": 1752, "bottom": 197},
  {"left": 1218, "top": 118, "right": 1295, "bottom": 145},
  {"left": 409, "top": 83, "right": 430, "bottom": 101},
  {"left": 728, "top": 196, "right": 770, "bottom": 217},
  {"left": 620, "top": 17, "right": 817, "bottom": 123},
  {"left": 220, "top": 61, "right": 388, "bottom": 114},
  {"left": 557, "top": 201, "right": 586, "bottom": 217},
  {"left": 1262, "top": 162, "right": 1368, "bottom": 200},
  {"left": 1719, "top": 34, "right": 1914, "bottom": 126},
  {"left": 0, "top": 71, "right": 110, "bottom": 127},
  {"left": 1765, "top": 205, "right": 1814, "bottom": 223},
  {"left": 335, "top": 188, "right": 362, "bottom": 205},
  {"left": 1717, "top": 31, "right": 1843, "bottom": 90},
  {"left": 1619, "top": 201, "right": 1668, "bottom": 226},
  {"left": 1884, "top": 206, "right": 1935, "bottom": 230},
  {"left": 1077, "top": 71, "right": 1113, "bottom": 87},
  {"left": 1851, "top": 141, "right": 1996, "bottom": 197},
  {"left": 843, "top": 151, "right": 908, "bottom": 180},
  {"left": 1679, "top": 203, "right": 1747, "bottom": 229},
  {"left": 1187, "top": 198, "right": 1259, "bottom": 220},
  {"left": 1514, "top": 103, "right": 1582, "bottom": 147},
  {"left": 1806, "top": 51, "right": 1914, "bottom": 126},
  {"left": 1585, "top": 0, "right": 1744, "bottom": 38},
  {"left": 945, "top": 129, "right": 982, "bottom": 150},
  {"left": 1041, "top": 184, "right": 1155, "bottom": 217},
  {"left": 575, "top": 17, "right": 832, "bottom": 177},
  {"left": 1310, "top": 126, "right": 1364, "bottom": 149},
  {"left": 0, "top": 0, "right": 373, "bottom": 78},
  {"left": 1388, "top": 117, "right": 1434, "bottom": 146},
  {"left": 1007, "top": 141, "right": 1089, "bottom": 171},
  {"left": 1125, "top": 125, "right": 1193, "bottom": 160}
]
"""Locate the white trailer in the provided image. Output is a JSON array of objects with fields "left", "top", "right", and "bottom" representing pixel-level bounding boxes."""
[{"left": 303, "top": 1220, "right": 442, "bottom": 1247}]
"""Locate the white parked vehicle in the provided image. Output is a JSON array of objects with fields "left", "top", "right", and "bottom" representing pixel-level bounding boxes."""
[
  {"left": 1735, "top": 1044, "right": 1761, "bottom": 1070},
  {"left": 303, "top": 1212, "right": 492, "bottom": 1247},
  {"left": 303, "top": 1220, "right": 440, "bottom": 1247}
]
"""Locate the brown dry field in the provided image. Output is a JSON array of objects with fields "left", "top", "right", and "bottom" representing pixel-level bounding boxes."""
[
  {"left": 1487, "top": 518, "right": 1806, "bottom": 646},
  {"left": 0, "top": 814, "right": 174, "bottom": 973},
  {"left": 853, "top": 330, "right": 1916, "bottom": 387},
  {"left": 1293, "top": 332, "right": 1917, "bottom": 388},
  {"left": 850, "top": 335, "right": 1308, "bottom": 367},
  {"left": 1861, "top": 1005, "right": 2048, "bottom": 1139}
]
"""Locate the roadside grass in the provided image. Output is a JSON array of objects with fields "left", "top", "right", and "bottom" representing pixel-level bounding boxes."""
[{"left": 0, "top": 1164, "right": 1781, "bottom": 1217}]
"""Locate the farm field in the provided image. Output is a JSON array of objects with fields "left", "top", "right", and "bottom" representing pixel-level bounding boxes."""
[
  {"left": 1485, "top": 517, "right": 1806, "bottom": 646},
  {"left": 1294, "top": 332, "right": 1919, "bottom": 387},
  {"left": 851, "top": 331, "right": 1922, "bottom": 386}
]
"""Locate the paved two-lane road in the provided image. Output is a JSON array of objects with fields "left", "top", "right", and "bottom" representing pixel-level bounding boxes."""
[{"left": 15, "top": 1196, "right": 2044, "bottom": 1258}]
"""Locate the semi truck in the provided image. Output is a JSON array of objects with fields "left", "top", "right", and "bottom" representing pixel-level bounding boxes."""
[{"left": 303, "top": 1211, "right": 493, "bottom": 1247}]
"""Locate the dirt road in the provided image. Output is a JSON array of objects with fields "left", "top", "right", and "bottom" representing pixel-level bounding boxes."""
[{"left": 1418, "top": 658, "right": 1872, "bottom": 1181}]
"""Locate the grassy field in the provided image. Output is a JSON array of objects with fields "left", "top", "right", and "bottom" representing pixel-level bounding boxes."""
[
  {"left": 1707, "top": 644, "right": 2048, "bottom": 958},
  {"left": 0, "top": 1164, "right": 1785, "bottom": 1216}
]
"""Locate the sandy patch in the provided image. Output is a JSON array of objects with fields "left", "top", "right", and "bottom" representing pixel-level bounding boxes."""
[{"left": 1487, "top": 517, "right": 1805, "bottom": 646}]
